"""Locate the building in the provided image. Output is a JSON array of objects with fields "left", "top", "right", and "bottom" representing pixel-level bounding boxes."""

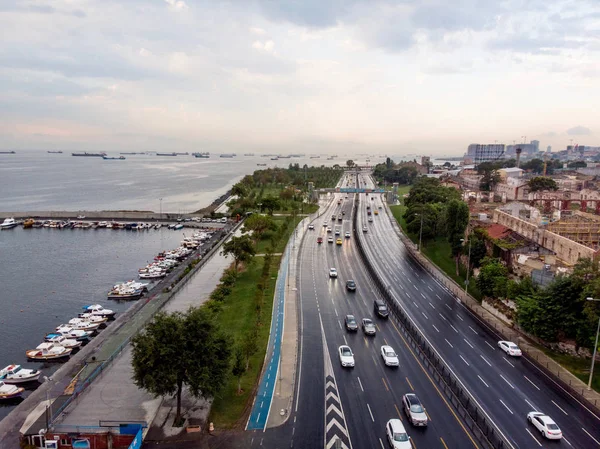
[
  {"left": 494, "top": 168, "right": 529, "bottom": 201},
  {"left": 505, "top": 141, "right": 540, "bottom": 157},
  {"left": 466, "top": 144, "right": 505, "bottom": 165}
]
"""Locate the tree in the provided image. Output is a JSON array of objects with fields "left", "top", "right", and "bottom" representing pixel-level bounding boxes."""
[
  {"left": 222, "top": 234, "right": 256, "bottom": 272},
  {"left": 476, "top": 257, "right": 508, "bottom": 298},
  {"left": 528, "top": 176, "right": 558, "bottom": 192},
  {"left": 131, "top": 308, "right": 232, "bottom": 426},
  {"left": 242, "top": 330, "right": 259, "bottom": 370},
  {"left": 444, "top": 200, "right": 470, "bottom": 275},
  {"left": 346, "top": 159, "right": 355, "bottom": 168},
  {"left": 385, "top": 157, "right": 393, "bottom": 169},
  {"left": 521, "top": 158, "right": 545, "bottom": 174},
  {"left": 567, "top": 160, "right": 587, "bottom": 169},
  {"left": 243, "top": 214, "right": 276, "bottom": 243},
  {"left": 469, "top": 237, "right": 487, "bottom": 268},
  {"left": 479, "top": 169, "right": 501, "bottom": 192},
  {"left": 260, "top": 196, "right": 280, "bottom": 215},
  {"left": 231, "top": 183, "right": 247, "bottom": 198},
  {"left": 232, "top": 347, "right": 246, "bottom": 394}
]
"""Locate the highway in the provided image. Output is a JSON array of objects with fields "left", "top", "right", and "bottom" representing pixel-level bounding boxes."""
[{"left": 354, "top": 172, "right": 600, "bottom": 449}]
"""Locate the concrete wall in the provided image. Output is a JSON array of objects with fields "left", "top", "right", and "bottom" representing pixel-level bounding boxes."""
[{"left": 492, "top": 209, "right": 597, "bottom": 265}]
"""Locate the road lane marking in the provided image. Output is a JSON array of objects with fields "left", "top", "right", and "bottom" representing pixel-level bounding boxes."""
[
  {"left": 552, "top": 400, "right": 569, "bottom": 415},
  {"left": 499, "top": 399, "right": 513, "bottom": 414},
  {"left": 406, "top": 377, "right": 414, "bottom": 391},
  {"left": 343, "top": 335, "right": 348, "bottom": 345},
  {"left": 445, "top": 304, "right": 452, "bottom": 310},
  {"left": 469, "top": 326, "right": 479, "bottom": 335},
  {"left": 526, "top": 429, "right": 543, "bottom": 446},
  {"left": 563, "top": 436, "right": 573, "bottom": 446},
  {"left": 480, "top": 355, "right": 492, "bottom": 367},
  {"left": 439, "top": 313, "right": 447, "bottom": 321},
  {"left": 357, "top": 377, "right": 364, "bottom": 392},
  {"left": 459, "top": 355, "right": 470, "bottom": 366},
  {"left": 440, "top": 438, "right": 449, "bottom": 449},
  {"left": 463, "top": 338, "right": 474, "bottom": 349},
  {"left": 382, "top": 377, "right": 390, "bottom": 392},
  {"left": 523, "top": 375, "right": 541, "bottom": 391},
  {"left": 485, "top": 341, "right": 494, "bottom": 350},
  {"left": 503, "top": 357, "right": 515, "bottom": 368},
  {"left": 367, "top": 403, "right": 375, "bottom": 422},
  {"left": 456, "top": 314, "right": 464, "bottom": 321},
  {"left": 436, "top": 294, "right": 441, "bottom": 299},
  {"left": 413, "top": 301, "right": 420, "bottom": 308},
  {"left": 421, "top": 312, "right": 428, "bottom": 320},
  {"left": 334, "top": 308, "right": 338, "bottom": 317},
  {"left": 449, "top": 324, "right": 459, "bottom": 333},
  {"left": 338, "top": 320, "right": 342, "bottom": 330},
  {"left": 429, "top": 302, "right": 436, "bottom": 309},
  {"left": 500, "top": 374, "right": 515, "bottom": 389},
  {"left": 525, "top": 399, "right": 536, "bottom": 410},
  {"left": 582, "top": 427, "right": 600, "bottom": 445},
  {"left": 379, "top": 438, "right": 385, "bottom": 449},
  {"left": 421, "top": 293, "right": 426, "bottom": 299},
  {"left": 432, "top": 324, "right": 440, "bottom": 332},
  {"left": 478, "top": 375, "right": 489, "bottom": 388},
  {"left": 445, "top": 339, "right": 454, "bottom": 348}
]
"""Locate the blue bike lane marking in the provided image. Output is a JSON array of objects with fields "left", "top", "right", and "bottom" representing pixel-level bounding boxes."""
[{"left": 246, "top": 244, "right": 290, "bottom": 430}]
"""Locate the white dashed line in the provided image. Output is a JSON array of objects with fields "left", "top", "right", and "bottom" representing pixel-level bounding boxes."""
[
  {"left": 526, "top": 429, "right": 543, "bottom": 446},
  {"left": 335, "top": 308, "right": 339, "bottom": 317},
  {"left": 421, "top": 312, "right": 428, "bottom": 320},
  {"left": 413, "top": 301, "right": 419, "bottom": 309},
  {"left": 478, "top": 375, "right": 489, "bottom": 388},
  {"left": 445, "top": 339, "right": 453, "bottom": 348},
  {"left": 463, "top": 338, "right": 474, "bottom": 349},
  {"left": 563, "top": 436, "right": 573, "bottom": 446},
  {"left": 429, "top": 302, "right": 435, "bottom": 309},
  {"left": 436, "top": 294, "right": 441, "bottom": 300},
  {"left": 499, "top": 399, "right": 513, "bottom": 414},
  {"left": 357, "top": 376, "right": 364, "bottom": 392},
  {"left": 500, "top": 374, "right": 514, "bottom": 389},
  {"left": 552, "top": 400, "right": 569, "bottom": 416},
  {"left": 480, "top": 355, "right": 492, "bottom": 367},
  {"left": 582, "top": 428, "right": 600, "bottom": 445},
  {"left": 503, "top": 357, "right": 515, "bottom": 368},
  {"left": 469, "top": 326, "right": 479, "bottom": 335},
  {"left": 343, "top": 335, "right": 348, "bottom": 345},
  {"left": 485, "top": 341, "right": 495, "bottom": 350},
  {"left": 428, "top": 285, "right": 434, "bottom": 291},
  {"left": 439, "top": 313, "right": 447, "bottom": 321},
  {"left": 445, "top": 304, "right": 452, "bottom": 310},
  {"left": 449, "top": 324, "right": 459, "bottom": 333},
  {"left": 525, "top": 399, "right": 536, "bottom": 410},
  {"left": 367, "top": 403, "right": 375, "bottom": 422},
  {"left": 379, "top": 438, "right": 385, "bottom": 448},
  {"left": 421, "top": 293, "right": 426, "bottom": 299},
  {"left": 459, "top": 355, "right": 470, "bottom": 366},
  {"left": 432, "top": 324, "right": 440, "bottom": 332},
  {"left": 456, "top": 314, "right": 463, "bottom": 321},
  {"left": 523, "top": 375, "right": 541, "bottom": 391}
]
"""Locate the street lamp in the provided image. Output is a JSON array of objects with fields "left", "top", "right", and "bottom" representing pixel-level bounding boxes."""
[
  {"left": 461, "top": 237, "right": 472, "bottom": 293},
  {"left": 586, "top": 297, "right": 600, "bottom": 390},
  {"left": 43, "top": 375, "right": 53, "bottom": 428}
]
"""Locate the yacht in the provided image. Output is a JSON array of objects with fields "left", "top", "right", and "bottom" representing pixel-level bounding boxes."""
[
  {"left": 67, "top": 318, "right": 101, "bottom": 333},
  {"left": 53, "top": 326, "right": 91, "bottom": 342},
  {"left": 26, "top": 342, "right": 72, "bottom": 361},
  {"left": 43, "top": 334, "right": 82, "bottom": 349},
  {"left": 23, "top": 219, "right": 34, "bottom": 228},
  {"left": 81, "top": 304, "right": 115, "bottom": 318},
  {"left": 0, "top": 381, "right": 24, "bottom": 400},
  {"left": 98, "top": 221, "right": 108, "bottom": 228},
  {"left": 0, "top": 365, "right": 41, "bottom": 384},
  {"left": 0, "top": 218, "right": 18, "bottom": 230},
  {"left": 139, "top": 270, "right": 166, "bottom": 279},
  {"left": 79, "top": 313, "right": 108, "bottom": 325}
]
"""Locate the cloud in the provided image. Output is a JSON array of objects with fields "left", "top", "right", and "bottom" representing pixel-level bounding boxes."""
[
  {"left": 168, "top": 52, "right": 191, "bottom": 74},
  {"left": 164, "top": 0, "right": 188, "bottom": 12},
  {"left": 252, "top": 40, "right": 275, "bottom": 53},
  {"left": 250, "top": 27, "right": 266, "bottom": 35},
  {"left": 567, "top": 126, "right": 591, "bottom": 136}
]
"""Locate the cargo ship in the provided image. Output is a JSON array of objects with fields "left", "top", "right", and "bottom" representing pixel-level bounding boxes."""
[
  {"left": 72, "top": 152, "right": 107, "bottom": 157},
  {"left": 220, "top": 153, "right": 236, "bottom": 158},
  {"left": 192, "top": 152, "right": 210, "bottom": 158},
  {"left": 156, "top": 152, "right": 177, "bottom": 156},
  {"left": 47, "top": 151, "right": 63, "bottom": 154},
  {"left": 0, "top": 151, "right": 16, "bottom": 154},
  {"left": 103, "top": 156, "right": 126, "bottom": 160}
]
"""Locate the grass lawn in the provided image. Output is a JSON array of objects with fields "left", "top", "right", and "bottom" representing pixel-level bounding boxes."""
[
  {"left": 209, "top": 255, "right": 279, "bottom": 427},
  {"left": 254, "top": 216, "right": 303, "bottom": 254},
  {"left": 389, "top": 205, "right": 482, "bottom": 299},
  {"left": 538, "top": 347, "right": 600, "bottom": 392}
]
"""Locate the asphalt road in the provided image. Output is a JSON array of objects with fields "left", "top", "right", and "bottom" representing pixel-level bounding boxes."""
[{"left": 354, "top": 172, "right": 600, "bottom": 449}]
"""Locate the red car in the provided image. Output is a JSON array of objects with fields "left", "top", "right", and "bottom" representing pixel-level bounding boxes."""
[{"left": 317, "top": 237, "right": 323, "bottom": 244}]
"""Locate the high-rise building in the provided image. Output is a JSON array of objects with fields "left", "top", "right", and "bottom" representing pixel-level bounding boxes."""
[
  {"left": 466, "top": 143, "right": 505, "bottom": 165},
  {"left": 505, "top": 141, "right": 539, "bottom": 157}
]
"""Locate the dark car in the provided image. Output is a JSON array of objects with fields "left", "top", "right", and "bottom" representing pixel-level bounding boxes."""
[
  {"left": 317, "top": 237, "right": 323, "bottom": 244},
  {"left": 345, "top": 314, "right": 358, "bottom": 331},
  {"left": 374, "top": 299, "right": 389, "bottom": 318},
  {"left": 346, "top": 280, "right": 356, "bottom": 292}
]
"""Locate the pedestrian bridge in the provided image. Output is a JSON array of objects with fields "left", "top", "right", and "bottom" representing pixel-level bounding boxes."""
[{"left": 316, "top": 187, "right": 387, "bottom": 194}]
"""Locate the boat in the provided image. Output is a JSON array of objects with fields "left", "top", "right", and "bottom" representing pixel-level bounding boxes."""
[
  {"left": 102, "top": 156, "right": 126, "bottom": 160},
  {"left": 107, "top": 283, "right": 145, "bottom": 300},
  {"left": 174, "top": 223, "right": 184, "bottom": 230},
  {"left": 0, "top": 381, "right": 24, "bottom": 400},
  {"left": 72, "top": 152, "right": 106, "bottom": 157},
  {"left": 0, "top": 218, "right": 18, "bottom": 230},
  {"left": 31, "top": 221, "right": 44, "bottom": 228},
  {"left": 67, "top": 318, "right": 101, "bottom": 333},
  {"left": 51, "top": 326, "right": 91, "bottom": 342},
  {"left": 156, "top": 152, "right": 177, "bottom": 156},
  {"left": 192, "top": 152, "right": 210, "bottom": 158},
  {"left": 26, "top": 342, "right": 72, "bottom": 361},
  {"left": 271, "top": 157, "right": 279, "bottom": 160},
  {"left": 81, "top": 304, "right": 116, "bottom": 318},
  {"left": 23, "top": 219, "right": 34, "bottom": 228},
  {"left": 220, "top": 153, "right": 236, "bottom": 158},
  {"left": 0, "top": 365, "right": 41, "bottom": 384},
  {"left": 79, "top": 313, "right": 108, "bottom": 325},
  {"left": 76, "top": 215, "right": 86, "bottom": 219},
  {"left": 44, "top": 334, "right": 82, "bottom": 349},
  {"left": 139, "top": 270, "right": 166, "bottom": 279},
  {"left": 154, "top": 223, "right": 162, "bottom": 229},
  {"left": 257, "top": 163, "right": 267, "bottom": 166},
  {"left": 0, "top": 151, "right": 16, "bottom": 154},
  {"left": 47, "top": 151, "right": 63, "bottom": 154},
  {"left": 244, "top": 153, "right": 255, "bottom": 156},
  {"left": 98, "top": 221, "right": 108, "bottom": 228}
]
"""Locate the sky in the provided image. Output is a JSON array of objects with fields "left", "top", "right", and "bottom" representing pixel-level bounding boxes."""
[{"left": 1, "top": 0, "right": 599, "bottom": 156}]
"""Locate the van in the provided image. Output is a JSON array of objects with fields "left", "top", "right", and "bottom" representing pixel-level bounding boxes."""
[
  {"left": 220, "top": 217, "right": 227, "bottom": 223},
  {"left": 374, "top": 299, "right": 389, "bottom": 318}
]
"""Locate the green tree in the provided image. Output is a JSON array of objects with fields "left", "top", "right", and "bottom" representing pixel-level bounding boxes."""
[
  {"left": 346, "top": 159, "right": 354, "bottom": 168},
  {"left": 521, "top": 158, "right": 545, "bottom": 174},
  {"left": 479, "top": 169, "right": 501, "bottom": 192},
  {"left": 567, "top": 160, "right": 587, "bottom": 169},
  {"left": 469, "top": 237, "right": 487, "bottom": 268},
  {"left": 445, "top": 200, "right": 470, "bottom": 275},
  {"left": 528, "top": 176, "right": 558, "bottom": 192},
  {"left": 243, "top": 214, "right": 276, "bottom": 243},
  {"left": 260, "top": 197, "right": 280, "bottom": 215},
  {"left": 231, "top": 183, "right": 247, "bottom": 198},
  {"left": 222, "top": 234, "right": 256, "bottom": 272},
  {"left": 232, "top": 347, "right": 246, "bottom": 394},
  {"left": 476, "top": 257, "right": 508, "bottom": 298},
  {"left": 131, "top": 308, "right": 232, "bottom": 426}
]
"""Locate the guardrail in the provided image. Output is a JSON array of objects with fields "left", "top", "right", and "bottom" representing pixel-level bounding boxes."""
[{"left": 352, "top": 193, "right": 511, "bottom": 449}]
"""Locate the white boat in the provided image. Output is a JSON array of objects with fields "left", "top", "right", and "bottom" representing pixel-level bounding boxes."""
[
  {"left": 67, "top": 318, "right": 101, "bottom": 332},
  {"left": 0, "top": 381, "right": 24, "bottom": 399},
  {"left": 51, "top": 327, "right": 91, "bottom": 342},
  {"left": 0, "top": 365, "right": 41, "bottom": 384},
  {"left": 43, "top": 334, "right": 82, "bottom": 349},
  {"left": 0, "top": 218, "right": 18, "bottom": 230},
  {"left": 76, "top": 215, "right": 86, "bottom": 219},
  {"left": 154, "top": 223, "right": 162, "bottom": 229},
  {"left": 81, "top": 304, "right": 115, "bottom": 318},
  {"left": 139, "top": 270, "right": 166, "bottom": 279},
  {"left": 174, "top": 223, "right": 184, "bottom": 230},
  {"left": 98, "top": 221, "right": 108, "bottom": 228},
  {"left": 26, "top": 342, "right": 72, "bottom": 361},
  {"left": 79, "top": 313, "right": 108, "bottom": 325}
]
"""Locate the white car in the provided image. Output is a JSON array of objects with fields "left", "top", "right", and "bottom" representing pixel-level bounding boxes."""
[
  {"left": 308, "top": 224, "right": 314, "bottom": 230},
  {"left": 338, "top": 345, "right": 355, "bottom": 368},
  {"left": 386, "top": 419, "right": 411, "bottom": 449},
  {"left": 323, "top": 221, "right": 328, "bottom": 227},
  {"left": 328, "top": 236, "right": 334, "bottom": 243},
  {"left": 527, "top": 412, "right": 562, "bottom": 440},
  {"left": 345, "top": 231, "right": 351, "bottom": 238},
  {"left": 498, "top": 340, "right": 522, "bottom": 357},
  {"left": 368, "top": 216, "right": 373, "bottom": 222},
  {"left": 381, "top": 345, "right": 399, "bottom": 367},
  {"left": 362, "top": 226, "right": 368, "bottom": 233},
  {"left": 326, "top": 227, "right": 332, "bottom": 233},
  {"left": 335, "top": 228, "right": 341, "bottom": 236},
  {"left": 329, "top": 268, "right": 338, "bottom": 278}
]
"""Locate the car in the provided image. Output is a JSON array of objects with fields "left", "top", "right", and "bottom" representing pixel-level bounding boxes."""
[
  {"left": 335, "top": 228, "right": 341, "bottom": 235},
  {"left": 366, "top": 205, "right": 371, "bottom": 210},
  {"left": 345, "top": 314, "right": 358, "bottom": 331},
  {"left": 527, "top": 412, "right": 562, "bottom": 440},
  {"left": 323, "top": 221, "right": 328, "bottom": 227},
  {"left": 374, "top": 299, "right": 389, "bottom": 318},
  {"left": 346, "top": 280, "right": 356, "bottom": 291},
  {"left": 328, "top": 236, "right": 334, "bottom": 243},
  {"left": 336, "top": 238, "right": 343, "bottom": 245},
  {"left": 345, "top": 231, "right": 351, "bottom": 238},
  {"left": 327, "top": 227, "right": 332, "bottom": 233},
  {"left": 368, "top": 216, "right": 373, "bottom": 222},
  {"left": 332, "top": 215, "right": 336, "bottom": 221},
  {"left": 337, "top": 200, "right": 342, "bottom": 205},
  {"left": 381, "top": 345, "right": 399, "bottom": 367},
  {"left": 308, "top": 224, "right": 314, "bottom": 230},
  {"left": 402, "top": 394, "right": 428, "bottom": 426},
  {"left": 337, "top": 215, "right": 343, "bottom": 221},
  {"left": 386, "top": 419, "right": 411, "bottom": 449},
  {"left": 378, "top": 205, "right": 382, "bottom": 209},
  {"left": 329, "top": 268, "right": 338, "bottom": 278},
  {"left": 338, "top": 345, "right": 355, "bottom": 368},
  {"left": 317, "top": 237, "right": 323, "bottom": 244},
  {"left": 362, "top": 226, "right": 368, "bottom": 233},
  {"left": 367, "top": 210, "right": 372, "bottom": 215},
  {"left": 342, "top": 210, "right": 346, "bottom": 215},
  {"left": 374, "top": 210, "right": 379, "bottom": 215},
  {"left": 498, "top": 341, "right": 522, "bottom": 357},
  {"left": 362, "top": 318, "right": 376, "bottom": 335}
]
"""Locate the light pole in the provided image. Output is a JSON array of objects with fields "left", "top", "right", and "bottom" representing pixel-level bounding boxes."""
[
  {"left": 43, "top": 375, "right": 52, "bottom": 428},
  {"left": 586, "top": 297, "right": 600, "bottom": 390},
  {"left": 461, "top": 237, "right": 472, "bottom": 293},
  {"left": 415, "top": 210, "right": 424, "bottom": 253}
]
